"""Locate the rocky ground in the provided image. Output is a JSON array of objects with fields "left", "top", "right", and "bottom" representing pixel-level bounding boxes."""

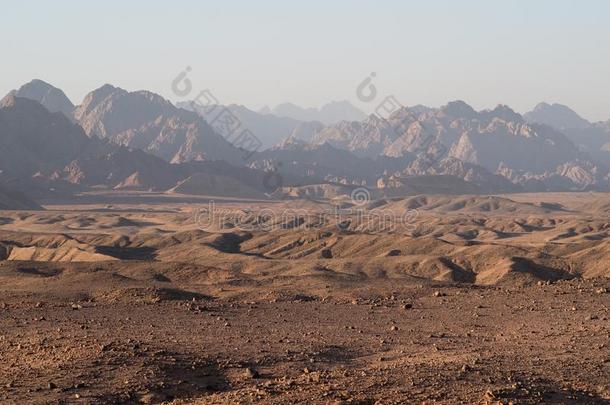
[{"left": 0, "top": 276, "right": 608, "bottom": 404}]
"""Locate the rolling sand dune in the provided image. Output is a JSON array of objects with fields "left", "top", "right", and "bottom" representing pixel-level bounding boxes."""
[
  {"left": 0, "top": 193, "right": 608, "bottom": 282},
  {"left": 389, "top": 195, "right": 566, "bottom": 214}
]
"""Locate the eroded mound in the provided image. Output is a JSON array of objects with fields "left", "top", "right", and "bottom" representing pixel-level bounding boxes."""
[{"left": 0, "top": 192, "right": 608, "bottom": 289}]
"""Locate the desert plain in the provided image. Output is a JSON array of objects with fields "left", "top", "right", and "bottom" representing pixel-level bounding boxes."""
[{"left": 0, "top": 191, "right": 608, "bottom": 404}]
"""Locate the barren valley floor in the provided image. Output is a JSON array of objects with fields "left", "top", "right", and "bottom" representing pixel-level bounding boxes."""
[{"left": 0, "top": 192, "right": 609, "bottom": 404}]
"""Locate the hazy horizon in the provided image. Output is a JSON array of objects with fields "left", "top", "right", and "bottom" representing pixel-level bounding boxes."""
[{"left": 3, "top": 0, "right": 610, "bottom": 121}]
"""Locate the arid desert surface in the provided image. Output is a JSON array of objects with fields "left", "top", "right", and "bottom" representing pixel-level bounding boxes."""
[{"left": 0, "top": 191, "right": 609, "bottom": 404}]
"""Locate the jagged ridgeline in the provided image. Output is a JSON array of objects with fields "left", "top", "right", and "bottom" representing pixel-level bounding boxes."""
[{"left": 2, "top": 80, "right": 610, "bottom": 205}]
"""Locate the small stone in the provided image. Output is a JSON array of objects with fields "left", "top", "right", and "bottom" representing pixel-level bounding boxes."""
[
  {"left": 307, "top": 372, "right": 321, "bottom": 383},
  {"left": 139, "top": 393, "right": 162, "bottom": 404},
  {"left": 483, "top": 390, "right": 497, "bottom": 400},
  {"left": 47, "top": 382, "right": 56, "bottom": 389},
  {"left": 243, "top": 367, "right": 259, "bottom": 379},
  {"left": 390, "top": 325, "right": 398, "bottom": 331},
  {"left": 433, "top": 291, "right": 445, "bottom": 297},
  {"left": 320, "top": 249, "right": 333, "bottom": 259},
  {"left": 461, "top": 364, "right": 471, "bottom": 372}
]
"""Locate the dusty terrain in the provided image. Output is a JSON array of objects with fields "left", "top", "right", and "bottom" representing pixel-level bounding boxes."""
[{"left": 0, "top": 192, "right": 609, "bottom": 404}]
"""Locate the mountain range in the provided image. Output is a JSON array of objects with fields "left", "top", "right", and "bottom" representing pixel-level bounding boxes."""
[
  {"left": 0, "top": 91, "right": 310, "bottom": 202},
  {"left": 2, "top": 78, "right": 610, "bottom": 209},
  {"left": 262, "top": 100, "right": 368, "bottom": 124},
  {"left": 177, "top": 101, "right": 324, "bottom": 149}
]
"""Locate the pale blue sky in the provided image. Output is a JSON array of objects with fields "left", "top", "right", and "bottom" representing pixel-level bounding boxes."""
[{"left": 2, "top": 0, "right": 610, "bottom": 121}]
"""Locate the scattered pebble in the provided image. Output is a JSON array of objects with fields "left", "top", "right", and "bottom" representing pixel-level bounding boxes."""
[{"left": 243, "top": 367, "right": 259, "bottom": 379}]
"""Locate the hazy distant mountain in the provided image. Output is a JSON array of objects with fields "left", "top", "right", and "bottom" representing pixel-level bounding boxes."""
[
  {"left": 270, "top": 100, "right": 367, "bottom": 124},
  {"left": 497, "top": 159, "right": 610, "bottom": 191},
  {"left": 2, "top": 79, "right": 75, "bottom": 119},
  {"left": 311, "top": 100, "right": 608, "bottom": 190},
  {"left": 0, "top": 183, "right": 42, "bottom": 210},
  {"left": 311, "top": 114, "right": 396, "bottom": 158},
  {"left": 178, "top": 102, "right": 323, "bottom": 149},
  {"left": 4, "top": 78, "right": 610, "bottom": 193},
  {"left": 0, "top": 94, "right": 310, "bottom": 197},
  {"left": 524, "top": 103, "right": 610, "bottom": 165},
  {"left": 400, "top": 156, "right": 518, "bottom": 193},
  {"left": 74, "top": 85, "right": 243, "bottom": 164},
  {"left": 258, "top": 105, "right": 272, "bottom": 115},
  {"left": 0, "top": 95, "right": 90, "bottom": 178},
  {"left": 315, "top": 100, "right": 584, "bottom": 172},
  {"left": 447, "top": 107, "right": 580, "bottom": 173},
  {"left": 408, "top": 105, "right": 433, "bottom": 115},
  {"left": 524, "top": 102, "right": 591, "bottom": 131},
  {"left": 250, "top": 138, "right": 412, "bottom": 186},
  {"left": 0, "top": 94, "right": 182, "bottom": 191}
]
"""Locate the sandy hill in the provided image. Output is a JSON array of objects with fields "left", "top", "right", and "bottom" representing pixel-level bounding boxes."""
[{"left": 387, "top": 195, "right": 564, "bottom": 215}]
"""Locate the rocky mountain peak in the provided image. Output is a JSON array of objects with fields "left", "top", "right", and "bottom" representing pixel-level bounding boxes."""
[
  {"left": 524, "top": 102, "right": 591, "bottom": 131},
  {"left": 3, "top": 79, "right": 75, "bottom": 119},
  {"left": 72, "top": 85, "right": 242, "bottom": 165},
  {"left": 0, "top": 93, "right": 18, "bottom": 108},
  {"left": 440, "top": 100, "right": 477, "bottom": 119},
  {"left": 486, "top": 104, "right": 523, "bottom": 123}
]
